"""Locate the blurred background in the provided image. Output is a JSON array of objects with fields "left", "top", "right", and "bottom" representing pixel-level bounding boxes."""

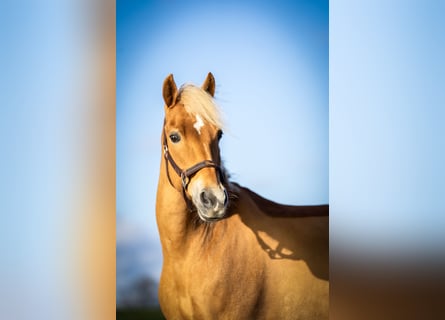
[{"left": 116, "top": 0, "right": 328, "bottom": 313}]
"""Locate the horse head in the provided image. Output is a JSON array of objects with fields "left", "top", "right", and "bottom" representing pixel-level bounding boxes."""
[{"left": 161, "top": 72, "right": 228, "bottom": 222}]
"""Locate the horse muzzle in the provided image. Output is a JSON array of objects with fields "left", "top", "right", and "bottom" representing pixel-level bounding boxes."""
[{"left": 193, "top": 186, "right": 228, "bottom": 222}]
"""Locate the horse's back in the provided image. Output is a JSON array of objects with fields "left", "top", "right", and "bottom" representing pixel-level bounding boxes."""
[{"left": 239, "top": 185, "right": 329, "bottom": 218}]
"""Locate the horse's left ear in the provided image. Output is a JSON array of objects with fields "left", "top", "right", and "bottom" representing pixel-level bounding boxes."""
[{"left": 202, "top": 72, "right": 215, "bottom": 97}]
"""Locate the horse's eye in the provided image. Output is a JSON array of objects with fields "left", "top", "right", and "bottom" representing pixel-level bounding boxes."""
[
  {"left": 217, "top": 130, "right": 223, "bottom": 141},
  {"left": 169, "top": 133, "right": 181, "bottom": 143}
]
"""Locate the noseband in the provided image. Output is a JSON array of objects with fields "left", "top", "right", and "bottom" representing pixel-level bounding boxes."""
[{"left": 162, "top": 122, "right": 225, "bottom": 211}]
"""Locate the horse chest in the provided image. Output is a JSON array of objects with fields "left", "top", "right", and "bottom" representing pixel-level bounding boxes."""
[{"left": 160, "top": 244, "right": 265, "bottom": 319}]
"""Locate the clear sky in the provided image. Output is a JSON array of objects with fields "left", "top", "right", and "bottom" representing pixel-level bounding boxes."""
[
  {"left": 117, "top": 0, "right": 328, "bottom": 284},
  {"left": 330, "top": 0, "right": 445, "bottom": 255}
]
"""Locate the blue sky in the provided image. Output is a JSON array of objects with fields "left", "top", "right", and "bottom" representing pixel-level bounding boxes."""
[
  {"left": 117, "top": 0, "right": 328, "bottom": 284},
  {"left": 330, "top": 0, "right": 445, "bottom": 255}
]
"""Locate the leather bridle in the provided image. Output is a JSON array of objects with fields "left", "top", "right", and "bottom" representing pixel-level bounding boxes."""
[{"left": 162, "top": 121, "right": 225, "bottom": 211}]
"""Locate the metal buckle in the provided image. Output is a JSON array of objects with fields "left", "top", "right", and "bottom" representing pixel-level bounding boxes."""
[{"left": 181, "top": 172, "right": 189, "bottom": 189}]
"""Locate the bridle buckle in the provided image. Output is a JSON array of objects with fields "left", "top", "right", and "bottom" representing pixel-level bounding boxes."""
[{"left": 181, "top": 172, "right": 190, "bottom": 189}]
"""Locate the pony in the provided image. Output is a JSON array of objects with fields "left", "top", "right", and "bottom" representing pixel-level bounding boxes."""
[{"left": 156, "top": 73, "right": 329, "bottom": 319}]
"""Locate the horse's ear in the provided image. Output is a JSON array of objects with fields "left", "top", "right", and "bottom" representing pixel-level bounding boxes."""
[
  {"left": 163, "top": 74, "right": 178, "bottom": 107},
  {"left": 202, "top": 72, "right": 215, "bottom": 97}
]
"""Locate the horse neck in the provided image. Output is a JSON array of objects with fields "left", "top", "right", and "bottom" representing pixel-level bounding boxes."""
[{"left": 156, "top": 155, "right": 197, "bottom": 253}]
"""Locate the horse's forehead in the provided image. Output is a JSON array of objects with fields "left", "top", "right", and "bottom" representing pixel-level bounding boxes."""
[
  {"left": 167, "top": 106, "right": 214, "bottom": 135},
  {"left": 192, "top": 114, "right": 205, "bottom": 135},
  {"left": 166, "top": 105, "right": 192, "bottom": 125}
]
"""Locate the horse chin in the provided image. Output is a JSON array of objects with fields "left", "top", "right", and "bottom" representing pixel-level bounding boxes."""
[{"left": 196, "top": 208, "right": 226, "bottom": 222}]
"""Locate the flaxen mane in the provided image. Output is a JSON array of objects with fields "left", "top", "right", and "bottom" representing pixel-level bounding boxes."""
[{"left": 177, "top": 84, "right": 224, "bottom": 129}]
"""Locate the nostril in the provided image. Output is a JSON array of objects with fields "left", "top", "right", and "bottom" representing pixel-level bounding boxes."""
[
  {"left": 200, "top": 191, "right": 208, "bottom": 204},
  {"left": 200, "top": 190, "right": 216, "bottom": 209}
]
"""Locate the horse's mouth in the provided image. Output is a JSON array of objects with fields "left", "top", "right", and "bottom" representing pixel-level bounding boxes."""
[{"left": 196, "top": 207, "right": 226, "bottom": 222}]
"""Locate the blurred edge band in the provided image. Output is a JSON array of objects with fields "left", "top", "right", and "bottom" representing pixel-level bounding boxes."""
[
  {"left": 0, "top": 0, "right": 444, "bottom": 320},
  {"left": 1, "top": 0, "right": 115, "bottom": 319},
  {"left": 70, "top": 1, "right": 116, "bottom": 319}
]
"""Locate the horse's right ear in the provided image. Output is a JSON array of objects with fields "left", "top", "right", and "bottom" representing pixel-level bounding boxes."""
[{"left": 163, "top": 74, "right": 178, "bottom": 108}]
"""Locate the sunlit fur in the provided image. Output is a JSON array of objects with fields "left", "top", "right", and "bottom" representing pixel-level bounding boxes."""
[{"left": 156, "top": 73, "right": 329, "bottom": 320}]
